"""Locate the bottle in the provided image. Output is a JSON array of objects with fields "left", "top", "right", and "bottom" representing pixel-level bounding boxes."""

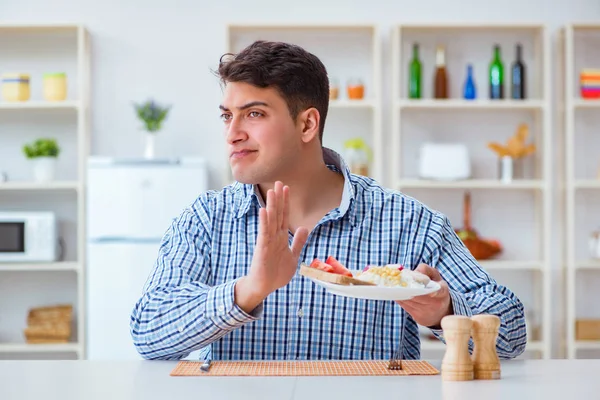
[
  {"left": 489, "top": 44, "right": 504, "bottom": 99},
  {"left": 408, "top": 43, "right": 422, "bottom": 99},
  {"left": 463, "top": 64, "right": 477, "bottom": 100},
  {"left": 434, "top": 45, "right": 448, "bottom": 99},
  {"left": 511, "top": 44, "right": 526, "bottom": 99}
]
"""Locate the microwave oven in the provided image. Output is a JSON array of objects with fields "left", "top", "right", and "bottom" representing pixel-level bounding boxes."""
[{"left": 0, "top": 211, "right": 58, "bottom": 262}]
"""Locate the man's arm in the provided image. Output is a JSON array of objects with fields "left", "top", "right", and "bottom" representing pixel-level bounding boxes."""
[
  {"left": 129, "top": 207, "right": 261, "bottom": 361},
  {"left": 423, "top": 211, "right": 527, "bottom": 359}
]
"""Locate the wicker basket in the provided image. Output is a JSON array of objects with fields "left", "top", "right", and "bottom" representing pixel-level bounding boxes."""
[
  {"left": 23, "top": 304, "right": 73, "bottom": 344},
  {"left": 455, "top": 192, "right": 502, "bottom": 261}
]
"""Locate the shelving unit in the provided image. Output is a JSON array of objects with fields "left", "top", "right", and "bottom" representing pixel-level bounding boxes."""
[
  {"left": 392, "top": 24, "right": 552, "bottom": 359},
  {"left": 561, "top": 23, "right": 600, "bottom": 359},
  {"left": 0, "top": 24, "right": 90, "bottom": 360},
  {"left": 224, "top": 23, "right": 382, "bottom": 185}
]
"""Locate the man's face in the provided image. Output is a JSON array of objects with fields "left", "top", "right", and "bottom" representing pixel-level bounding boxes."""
[{"left": 220, "top": 82, "right": 301, "bottom": 184}]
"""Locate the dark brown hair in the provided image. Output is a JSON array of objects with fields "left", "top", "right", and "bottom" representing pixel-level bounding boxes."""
[{"left": 217, "top": 40, "right": 329, "bottom": 143}]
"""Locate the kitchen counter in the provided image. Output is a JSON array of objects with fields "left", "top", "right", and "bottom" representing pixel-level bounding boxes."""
[{"left": 1, "top": 359, "right": 599, "bottom": 399}]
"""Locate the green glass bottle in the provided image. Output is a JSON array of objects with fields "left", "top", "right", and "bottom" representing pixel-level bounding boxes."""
[
  {"left": 489, "top": 44, "right": 504, "bottom": 99},
  {"left": 408, "top": 43, "right": 422, "bottom": 99}
]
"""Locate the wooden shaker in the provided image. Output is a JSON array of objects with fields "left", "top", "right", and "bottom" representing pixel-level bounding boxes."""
[
  {"left": 471, "top": 314, "right": 501, "bottom": 379},
  {"left": 441, "top": 315, "right": 474, "bottom": 381}
]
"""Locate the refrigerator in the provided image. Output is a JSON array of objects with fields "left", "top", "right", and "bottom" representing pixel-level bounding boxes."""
[{"left": 86, "top": 157, "right": 208, "bottom": 360}]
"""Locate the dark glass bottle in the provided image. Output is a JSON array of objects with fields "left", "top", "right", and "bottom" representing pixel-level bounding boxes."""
[
  {"left": 511, "top": 44, "right": 526, "bottom": 99},
  {"left": 408, "top": 43, "right": 422, "bottom": 99},
  {"left": 489, "top": 44, "right": 504, "bottom": 99},
  {"left": 434, "top": 45, "right": 448, "bottom": 99}
]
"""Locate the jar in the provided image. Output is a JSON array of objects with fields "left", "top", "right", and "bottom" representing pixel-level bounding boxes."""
[
  {"left": 344, "top": 138, "right": 371, "bottom": 176},
  {"left": 43, "top": 72, "right": 67, "bottom": 101},
  {"left": 346, "top": 78, "right": 365, "bottom": 100},
  {"left": 1, "top": 73, "right": 30, "bottom": 102},
  {"left": 329, "top": 78, "right": 339, "bottom": 100}
]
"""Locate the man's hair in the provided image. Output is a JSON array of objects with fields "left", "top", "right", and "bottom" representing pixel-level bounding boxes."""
[{"left": 217, "top": 40, "right": 329, "bottom": 143}]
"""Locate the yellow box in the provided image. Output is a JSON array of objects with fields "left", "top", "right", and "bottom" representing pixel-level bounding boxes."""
[
  {"left": 43, "top": 72, "right": 67, "bottom": 101},
  {"left": 1, "top": 73, "right": 30, "bottom": 102},
  {"left": 576, "top": 319, "right": 600, "bottom": 340}
]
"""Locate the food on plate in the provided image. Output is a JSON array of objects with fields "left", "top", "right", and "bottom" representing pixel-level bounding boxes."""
[
  {"left": 354, "top": 265, "right": 431, "bottom": 288},
  {"left": 309, "top": 256, "right": 353, "bottom": 277},
  {"left": 306, "top": 257, "right": 431, "bottom": 289}
]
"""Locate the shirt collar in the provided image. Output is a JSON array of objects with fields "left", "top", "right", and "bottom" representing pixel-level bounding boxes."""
[{"left": 235, "top": 147, "right": 357, "bottom": 226}]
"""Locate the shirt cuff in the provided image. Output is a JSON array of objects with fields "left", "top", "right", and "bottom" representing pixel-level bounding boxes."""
[
  {"left": 204, "top": 279, "right": 263, "bottom": 330},
  {"left": 428, "top": 288, "right": 473, "bottom": 338}
]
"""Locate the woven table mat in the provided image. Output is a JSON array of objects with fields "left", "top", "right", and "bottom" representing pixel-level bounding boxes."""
[{"left": 170, "top": 360, "right": 439, "bottom": 376}]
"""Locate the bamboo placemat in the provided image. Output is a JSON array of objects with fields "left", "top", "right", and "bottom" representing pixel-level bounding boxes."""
[{"left": 170, "top": 360, "right": 439, "bottom": 376}]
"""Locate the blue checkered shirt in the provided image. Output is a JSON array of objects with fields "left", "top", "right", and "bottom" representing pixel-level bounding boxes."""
[{"left": 130, "top": 148, "right": 527, "bottom": 361}]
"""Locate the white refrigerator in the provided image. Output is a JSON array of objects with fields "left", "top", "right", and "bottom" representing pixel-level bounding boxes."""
[{"left": 86, "top": 157, "right": 208, "bottom": 360}]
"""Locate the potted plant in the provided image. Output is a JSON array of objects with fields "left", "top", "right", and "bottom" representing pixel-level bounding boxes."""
[
  {"left": 133, "top": 99, "right": 171, "bottom": 159},
  {"left": 22, "top": 138, "right": 60, "bottom": 182}
]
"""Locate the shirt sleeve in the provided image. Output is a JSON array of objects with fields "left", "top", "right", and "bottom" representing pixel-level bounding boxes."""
[
  {"left": 421, "top": 211, "right": 527, "bottom": 359},
  {"left": 129, "top": 205, "right": 262, "bottom": 360}
]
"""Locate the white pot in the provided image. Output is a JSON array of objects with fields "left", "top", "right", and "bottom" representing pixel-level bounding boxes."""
[
  {"left": 144, "top": 133, "right": 155, "bottom": 159},
  {"left": 31, "top": 157, "right": 57, "bottom": 182}
]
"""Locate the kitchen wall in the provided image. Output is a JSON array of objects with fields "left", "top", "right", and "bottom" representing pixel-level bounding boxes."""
[{"left": 2, "top": 0, "right": 600, "bottom": 358}]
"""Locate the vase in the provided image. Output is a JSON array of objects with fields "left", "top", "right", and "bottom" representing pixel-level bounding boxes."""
[
  {"left": 31, "top": 156, "right": 57, "bottom": 182},
  {"left": 498, "top": 156, "right": 524, "bottom": 183},
  {"left": 144, "top": 133, "right": 155, "bottom": 159}
]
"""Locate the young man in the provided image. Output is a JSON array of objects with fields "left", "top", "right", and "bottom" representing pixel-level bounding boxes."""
[{"left": 130, "top": 40, "right": 527, "bottom": 361}]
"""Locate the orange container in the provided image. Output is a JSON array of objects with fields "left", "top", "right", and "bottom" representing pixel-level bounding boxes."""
[{"left": 347, "top": 79, "right": 365, "bottom": 100}]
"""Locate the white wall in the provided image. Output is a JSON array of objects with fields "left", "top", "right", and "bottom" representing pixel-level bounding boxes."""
[
  {"left": 2, "top": 0, "right": 600, "bottom": 359},
  {"left": 1, "top": 0, "right": 598, "bottom": 187}
]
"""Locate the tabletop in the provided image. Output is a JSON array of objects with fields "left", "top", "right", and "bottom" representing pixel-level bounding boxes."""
[{"left": 1, "top": 359, "right": 599, "bottom": 399}]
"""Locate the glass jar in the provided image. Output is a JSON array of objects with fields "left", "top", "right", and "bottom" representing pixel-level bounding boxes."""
[
  {"left": 1, "top": 73, "right": 30, "bottom": 102},
  {"left": 329, "top": 77, "right": 339, "bottom": 100},
  {"left": 344, "top": 138, "right": 371, "bottom": 176},
  {"left": 346, "top": 78, "right": 365, "bottom": 100},
  {"left": 43, "top": 72, "right": 67, "bottom": 101}
]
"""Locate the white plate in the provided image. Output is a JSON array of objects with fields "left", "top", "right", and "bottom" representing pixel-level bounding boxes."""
[{"left": 306, "top": 273, "right": 441, "bottom": 301}]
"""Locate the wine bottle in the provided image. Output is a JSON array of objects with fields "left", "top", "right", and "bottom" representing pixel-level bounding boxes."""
[
  {"left": 434, "top": 45, "right": 448, "bottom": 99},
  {"left": 408, "top": 43, "right": 422, "bottom": 99},
  {"left": 489, "top": 44, "right": 504, "bottom": 99},
  {"left": 463, "top": 64, "right": 477, "bottom": 100},
  {"left": 511, "top": 44, "right": 526, "bottom": 99}
]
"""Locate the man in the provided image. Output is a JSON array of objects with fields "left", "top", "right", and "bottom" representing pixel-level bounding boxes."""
[{"left": 130, "top": 40, "right": 526, "bottom": 361}]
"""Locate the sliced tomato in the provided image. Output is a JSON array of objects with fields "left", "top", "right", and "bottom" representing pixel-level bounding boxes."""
[
  {"left": 310, "top": 258, "right": 334, "bottom": 273},
  {"left": 325, "top": 256, "right": 353, "bottom": 277}
]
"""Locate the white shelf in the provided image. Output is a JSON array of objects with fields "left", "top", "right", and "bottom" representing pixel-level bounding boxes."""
[
  {"left": 0, "top": 101, "right": 80, "bottom": 110},
  {"left": 393, "top": 23, "right": 552, "bottom": 360},
  {"left": 397, "top": 179, "right": 544, "bottom": 190},
  {"left": 573, "top": 180, "right": 600, "bottom": 189},
  {"left": 479, "top": 260, "right": 543, "bottom": 271},
  {"left": 0, "top": 262, "right": 79, "bottom": 272},
  {"left": 0, "top": 181, "right": 80, "bottom": 191},
  {"left": 574, "top": 341, "right": 600, "bottom": 350},
  {"left": 563, "top": 23, "right": 600, "bottom": 359},
  {"left": 572, "top": 99, "right": 600, "bottom": 109},
  {"left": 0, "top": 24, "right": 91, "bottom": 361},
  {"left": 0, "top": 343, "right": 80, "bottom": 353},
  {"left": 329, "top": 99, "right": 377, "bottom": 109},
  {"left": 397, "top": 99, "right": 544, "bottom": 111},
  {"left": 575, "top": 260, "right": 600, "bottom": 270}
]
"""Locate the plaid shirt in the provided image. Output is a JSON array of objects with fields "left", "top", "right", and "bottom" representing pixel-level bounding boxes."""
[{"left": 130, "top": 148, "right": 527, "bottom": 361}]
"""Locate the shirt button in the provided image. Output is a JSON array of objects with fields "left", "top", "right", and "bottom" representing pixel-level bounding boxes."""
[
  {"left": 297, "top": 308, "right": 304, "bottom": 318},
  {"left": 178, "top": 326, "right": 184, "bottom": 333},
  {"left": 218, "top": 305, "right": 225, "bottom": 313}
]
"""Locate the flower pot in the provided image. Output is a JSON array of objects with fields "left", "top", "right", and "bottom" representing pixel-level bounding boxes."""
[
  {"left": 144, "top": 133, "right": 155, "bottom": 159},
  {"left": 31, "top": 156, "right": 57, "bottom": 182}
]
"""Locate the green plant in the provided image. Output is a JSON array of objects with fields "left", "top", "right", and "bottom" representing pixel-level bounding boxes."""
[
  {"left": 23, "top": 138, "right": 60, "bottom": 159},
  {"left": 134, "top": 99, "right": 171, "bottom": 133}
]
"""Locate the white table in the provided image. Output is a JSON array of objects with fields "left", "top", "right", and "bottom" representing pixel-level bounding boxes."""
[{"left": 1, "top": 359, "right": 599, "bottom": 399}]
